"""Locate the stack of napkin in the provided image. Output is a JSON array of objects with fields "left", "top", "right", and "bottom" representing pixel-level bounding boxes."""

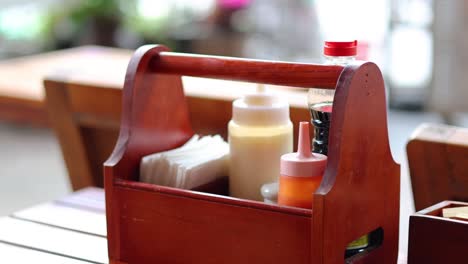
[{"left": 140, "top": 135, "right": 229, "bottom": 189}]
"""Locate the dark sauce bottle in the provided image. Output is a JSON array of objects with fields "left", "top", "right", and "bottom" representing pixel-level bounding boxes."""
[{"left": 309, "top": 102, "right": 333, "bottom": 155}]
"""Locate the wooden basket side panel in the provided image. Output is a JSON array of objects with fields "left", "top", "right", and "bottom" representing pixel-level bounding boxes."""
[
  {"left": 104, "top": 45, "right": 194, "bottom": 261},
  {"left": 312, "top": 62, "right": 400, "bottom": 263},
  {"left": 104, "top": 45, "right": 194, "bottom": 181},
  {"left": 114, "top": 186, "right": 311, "bottom": 264}
]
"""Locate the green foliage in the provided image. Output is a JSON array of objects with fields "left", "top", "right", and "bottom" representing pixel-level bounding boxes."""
[{"left": 68, "top": 0, "right": 121, "bottom": 23}]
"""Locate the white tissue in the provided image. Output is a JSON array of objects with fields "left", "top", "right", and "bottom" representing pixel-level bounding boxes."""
[{"left": 140, "top": 135, "right": 229, "bottom": 189}]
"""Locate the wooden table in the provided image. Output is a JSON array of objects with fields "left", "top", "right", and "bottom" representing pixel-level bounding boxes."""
[
  {"left": 0, "top": 188, "right": 107, "bottom": 263},
  {"left": 0, "top": 187, "right": 408, "bottom": 263},
  {"left": 0, "top": 46, "right": 131, "bottom": 126}
]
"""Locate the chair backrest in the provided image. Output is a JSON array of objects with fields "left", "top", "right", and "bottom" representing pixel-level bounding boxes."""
[
  {"left": 407, "top": 123, "right": 468, "bottom": 211},
  {"left": 44, "top": 77, "right": 122, "bottom": 190}
]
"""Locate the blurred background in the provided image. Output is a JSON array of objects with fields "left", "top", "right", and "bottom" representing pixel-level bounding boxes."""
[
  {"left": 0, "top": 0, "right": 467, "bottom": 253},
  {"left": 0, "top": 0, "right": 436, "bottom": 108}
]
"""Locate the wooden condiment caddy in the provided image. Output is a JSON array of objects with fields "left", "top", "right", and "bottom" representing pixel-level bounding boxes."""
[{"left": 104, "top": 45, "right": 400, "bottom": 264}]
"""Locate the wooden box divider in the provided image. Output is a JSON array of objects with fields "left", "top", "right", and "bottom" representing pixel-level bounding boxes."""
[{"left": 104, "top": 45, "right": 400, "bottom": 264}]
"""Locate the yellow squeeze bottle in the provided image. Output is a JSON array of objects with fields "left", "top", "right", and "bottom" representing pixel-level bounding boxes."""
[{"left": 228, "top": 84, "right": 293, "bottom": 201}]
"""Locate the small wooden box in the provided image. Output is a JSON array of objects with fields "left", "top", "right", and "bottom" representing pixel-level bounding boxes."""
[
  {"left": 408, "top": 200, "right": 468, "bottom": 263},
  {"left": 104, "top": 45, "right": 400, "bottom": 264}
]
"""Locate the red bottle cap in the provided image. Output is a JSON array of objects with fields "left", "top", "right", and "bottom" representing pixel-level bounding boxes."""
[{"left": 324, "top": 40, "right": 358, "bottom": 57}]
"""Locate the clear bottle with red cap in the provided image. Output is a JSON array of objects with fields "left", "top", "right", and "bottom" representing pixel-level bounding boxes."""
[
  {"left": 308, "top": 40, "right": 357, "bottom": 155},
  {"left": 308, "top": 41, "right": 371, "bottom": 257}
]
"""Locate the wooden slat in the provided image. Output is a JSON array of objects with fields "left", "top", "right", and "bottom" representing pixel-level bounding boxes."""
[
  {"left": 55, "top": 187, "right": 106, "bottom": 213},
  {"left": 0, "top": 217, "right": 108, "bottom": 264},
  {"left": 0, "top": 242, "right": 91, "bottom": 264},
  {"left": 12, "top": 202, "right": 106, "bottom": 237}
]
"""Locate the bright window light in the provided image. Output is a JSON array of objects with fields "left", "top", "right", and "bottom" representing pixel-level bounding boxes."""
[
  {"left": 137, "top": 0, "right": 171, "bottom": 19},
  {"left": 389, "top": 26, "right": 432, "bottom": 87},
  {"left": 315, "top": 0, "right": 390, "bottom": 43},
  {"left": 0, "top": 4, "right": 46, "bottom": 40}
]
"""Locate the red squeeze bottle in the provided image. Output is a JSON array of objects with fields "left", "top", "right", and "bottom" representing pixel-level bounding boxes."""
[{"left": 278, "top": 122, "right": 327, "bottom": 209}]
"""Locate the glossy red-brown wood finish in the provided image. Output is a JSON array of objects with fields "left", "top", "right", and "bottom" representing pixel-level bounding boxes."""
[
  {"left": 311, "top": 63, "right": 400, "bottom": 264},
  {"left": 104, "top": 45, "right": 399, "bottom": 264},
  {"left": 408, "top": 201, "right": 468, "bottom": 264},
  {"left": 150, "top": 52, "right": 343, "bottom": 89}
]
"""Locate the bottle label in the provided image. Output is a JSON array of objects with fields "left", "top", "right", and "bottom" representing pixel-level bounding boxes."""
[
  {"left": 346, "top": 235, "right": 369, "bottom": 250},
  {"left": 309, "top": 102, "right": 333, "bottom": 155}
]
